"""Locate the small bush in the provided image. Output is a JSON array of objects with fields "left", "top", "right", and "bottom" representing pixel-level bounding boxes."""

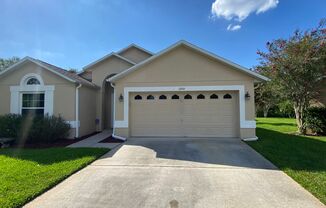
[
  {"left": 28, "top": 115, "right": 71, "bottom": 143},
  {"left": 304, "top": 107, "right": 326, "bottom": 135},
  {"left": 0, "top": 114, "right": 24, "bottom": 138},
  {"left": 0, "top": 114, "right": 71, "bottom": 143}
]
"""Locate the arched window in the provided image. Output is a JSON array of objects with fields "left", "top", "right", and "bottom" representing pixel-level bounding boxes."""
[
  {"left": 184, "top": 94, "right": 192, "bottom": 99},
  {"left": 197, "top": 94, "right": 205, "bottom": 99},
  {"left": 26, "top": 77, "right": 41, "bottom": 85},
  {"left": 159, "top": 95, "right": 167, "bottom": 100},
  {"left": 210, "top": 94, "right": 218, "bottom": 99},
  {"left": 147, "top": 95, "right": 155, "bottom": 100},
  {"left": 223, "top": 94, "right": 232, "bottom": 99},
  {"left": 171, "top": 94, "right": 179, "bottom": 100},
  {"left": 134, "top": 95, "right": 142, "bottom": 100}
]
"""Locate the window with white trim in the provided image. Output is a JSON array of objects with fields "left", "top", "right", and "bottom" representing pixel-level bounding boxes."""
[{"left": 21, "top": 93, "right": 45, "bottom": 116}]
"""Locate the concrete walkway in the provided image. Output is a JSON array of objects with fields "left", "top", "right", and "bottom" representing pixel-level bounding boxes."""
[
  {"left": 26, "top": 137, "right": 324, "bottom": 208},
  {"left": 67, "top": 130, "right": 122, "bottom": 149}
]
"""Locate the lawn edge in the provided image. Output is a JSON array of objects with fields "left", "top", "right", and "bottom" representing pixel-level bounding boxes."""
[
  {"left": 244, "top": 141, "right": 325, "bottom": 206},
  {"left": 17, "top": 147, "right": 109, "bottom": 208}
]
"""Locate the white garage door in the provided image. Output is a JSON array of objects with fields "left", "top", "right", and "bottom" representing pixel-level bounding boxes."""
[{"left": 130, "top": 91, "right": 240, "bottom": 137}]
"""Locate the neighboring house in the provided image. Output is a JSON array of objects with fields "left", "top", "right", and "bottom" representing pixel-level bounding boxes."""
[{"left": 0, "top": 41, "right": 269, "bottom": 140}]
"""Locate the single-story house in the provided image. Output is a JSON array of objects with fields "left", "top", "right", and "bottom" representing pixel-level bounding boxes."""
[{"left": 0, "top": 41, "right": 269, "bottom": 140}]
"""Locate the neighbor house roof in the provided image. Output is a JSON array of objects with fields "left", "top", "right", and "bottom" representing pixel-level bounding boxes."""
[
  {"left": 0, "top": 56, "right": 98, "bottom": 88},
  {"left": 108, "top": 40, "right": 270, "bottom": 83}
]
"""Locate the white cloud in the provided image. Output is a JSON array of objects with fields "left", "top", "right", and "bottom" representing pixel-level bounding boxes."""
[
  {"left": 211, "top": 0, "right": 279, "bottom": 22},
  {"left": 227, "top": 24, "right": 241, "bottom": 31}
]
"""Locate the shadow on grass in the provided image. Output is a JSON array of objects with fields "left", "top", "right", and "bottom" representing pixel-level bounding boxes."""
[
  {"left": 0, "top": 147, "right": 108, "bottom": 165},
  {"left": 249, "top": 128, "right": 326, "bottom": 172},
  {"left": 256, "top": 122, "right": 297, "bottom": 127}
]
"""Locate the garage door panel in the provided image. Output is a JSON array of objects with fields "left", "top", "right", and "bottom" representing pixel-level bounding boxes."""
[{"left": 130, "top": 91, "right": 239, "bottom": 137}]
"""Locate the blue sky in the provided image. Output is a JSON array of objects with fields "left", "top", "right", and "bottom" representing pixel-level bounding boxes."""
[{"left": 0, "top": 0, "right": 325, "bottom": 70}]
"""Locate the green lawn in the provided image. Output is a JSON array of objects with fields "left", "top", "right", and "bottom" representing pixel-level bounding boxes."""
[
  {"left": 247, "top": 118, "right": 326, "bottom": 205},
  {"left": 0, "top": 148, "right": 108, "bottom": 208}
]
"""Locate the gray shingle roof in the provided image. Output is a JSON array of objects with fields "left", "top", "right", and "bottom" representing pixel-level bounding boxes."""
[{"left": 31, "top": 58, "right": 99, "bottom": 88}]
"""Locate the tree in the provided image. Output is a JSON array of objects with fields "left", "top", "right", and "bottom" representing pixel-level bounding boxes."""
[
  {"left": 256, "top": 20, "right": 326, "bottom": 134},
  {"left": 254, "top": 66, "right": 280, "bottom": 117},
  {"left": 67, "top": 68, "right": 78, "bottom": 73},
  {"left": 0, "top": 57, "right": 20, "bottom": 71}
]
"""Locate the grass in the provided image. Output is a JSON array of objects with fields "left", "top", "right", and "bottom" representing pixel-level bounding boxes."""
[
  {"left": 0, "top": 147, "right": 109, "bottom": 208},
  {"left": 247, "top": 118, "right": 326, "bottom": 205}
]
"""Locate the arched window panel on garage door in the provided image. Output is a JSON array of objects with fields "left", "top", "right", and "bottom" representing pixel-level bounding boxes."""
[
  {"left": 197, "top": 94, "right": 205, "bottom": 99},
  {"left": 134, "top": 95, "right": 142, "bottom": 100},
  {"left": 147, "top": 95, "right": 155, "bottom": 100},
  {"left": 171, "top": 94, "right": 179, "bottom": 100},
  {"left": 159, "top": 95, "right": 167, "bottom": 100},
  {"left": 223, "top": 94, "right": 232, "bottom": 99},
  {"left": 184, "top": 94, "right": 192, "bottom": 99},
  {"left": 210, "top": 94, "right": 218, "bottom": 99}
]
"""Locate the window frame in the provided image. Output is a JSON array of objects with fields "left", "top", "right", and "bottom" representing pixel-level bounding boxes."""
[{"left": 21, "top": 92, "right": 45, "bottom": 116}]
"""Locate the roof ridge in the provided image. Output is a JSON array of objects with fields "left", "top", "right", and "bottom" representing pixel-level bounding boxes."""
[{"left": 117, "top": 43, "right": 154, "bottom": 55}]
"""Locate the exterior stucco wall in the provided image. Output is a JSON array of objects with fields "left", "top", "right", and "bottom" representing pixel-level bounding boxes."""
[
  {"left": 78, "top": 86, "right": 97, "bottom": 136},
  {"left": 240, "top": 128, "right": 256, "bottom": 139},
  {"left": 113, "top": 45, "right": 257, "bottom": 139},
  {"left": 0, "top": 61, "right": 77, "bottom": 137},
  {"left": 87, "top": 56, "right": 133, "bottom": 130},
  {"left": 118, "top": 47, "right": 152, "bottom": 64}
]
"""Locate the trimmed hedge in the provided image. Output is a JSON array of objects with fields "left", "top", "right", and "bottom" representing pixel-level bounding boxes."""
[
  {"left": 304, "top": 107, "right": 326, "bottom": 135},
  {"left": 0, "top": 114, "right": 71, "bottom": 143}
]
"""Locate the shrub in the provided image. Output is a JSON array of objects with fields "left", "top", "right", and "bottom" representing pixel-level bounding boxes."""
[
  {"left": 0, "top": 114, "right": 24, "bottom": 138},
  {"left": 28, "top": 115, "right": 71, "bottom": 143},
  {"left": 0, "top": 114, "right": 71, "bottom": 143},
  {"left": 304, "top": 107, "right": 326, "bottom": 135}
]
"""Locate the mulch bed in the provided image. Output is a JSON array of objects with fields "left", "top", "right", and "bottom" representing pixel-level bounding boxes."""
[
  {"left": 10, "top": 132, "right": 101, "bottom": 149},
  {"left": 99, "top": 135, "right": 124, "bottom": 143}
]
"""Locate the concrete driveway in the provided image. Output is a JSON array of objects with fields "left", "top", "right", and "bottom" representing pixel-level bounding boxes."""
[{"left": 25, "top": 138, "right": 324, "bottom": 208}]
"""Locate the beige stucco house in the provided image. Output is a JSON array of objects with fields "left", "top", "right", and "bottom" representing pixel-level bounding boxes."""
[{"left": 0, "top": 41, "right": 269, "bottom": 140}]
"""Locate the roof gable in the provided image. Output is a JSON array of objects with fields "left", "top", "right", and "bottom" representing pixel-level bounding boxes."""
[
  {"left": 108, "top": 41, "right": 269, "bottom": 83},
  {"left": 83, "top": 53, "right": 136, "bottom": 71},
  {"left": 117, "top": 44, "right": 154, "bottom": 56}
]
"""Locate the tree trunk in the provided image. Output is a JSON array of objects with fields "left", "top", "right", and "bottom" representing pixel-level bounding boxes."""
[
  {"left": 263, "top": 105, "right": 270, "bottom": 118},
  {"left": 293, "top": 104, "right": 305, "bottom": 134},
  {"left": 263, "top": 110, "right": 268, "bottom": 118}
]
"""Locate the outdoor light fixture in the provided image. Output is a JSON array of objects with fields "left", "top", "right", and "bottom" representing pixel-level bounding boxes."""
[
  {"left": 119, "top": 94, "right": 124, "bottom": 102},
  {"left": 245, "top": 91, "right": 251, "bottom": 100}
]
